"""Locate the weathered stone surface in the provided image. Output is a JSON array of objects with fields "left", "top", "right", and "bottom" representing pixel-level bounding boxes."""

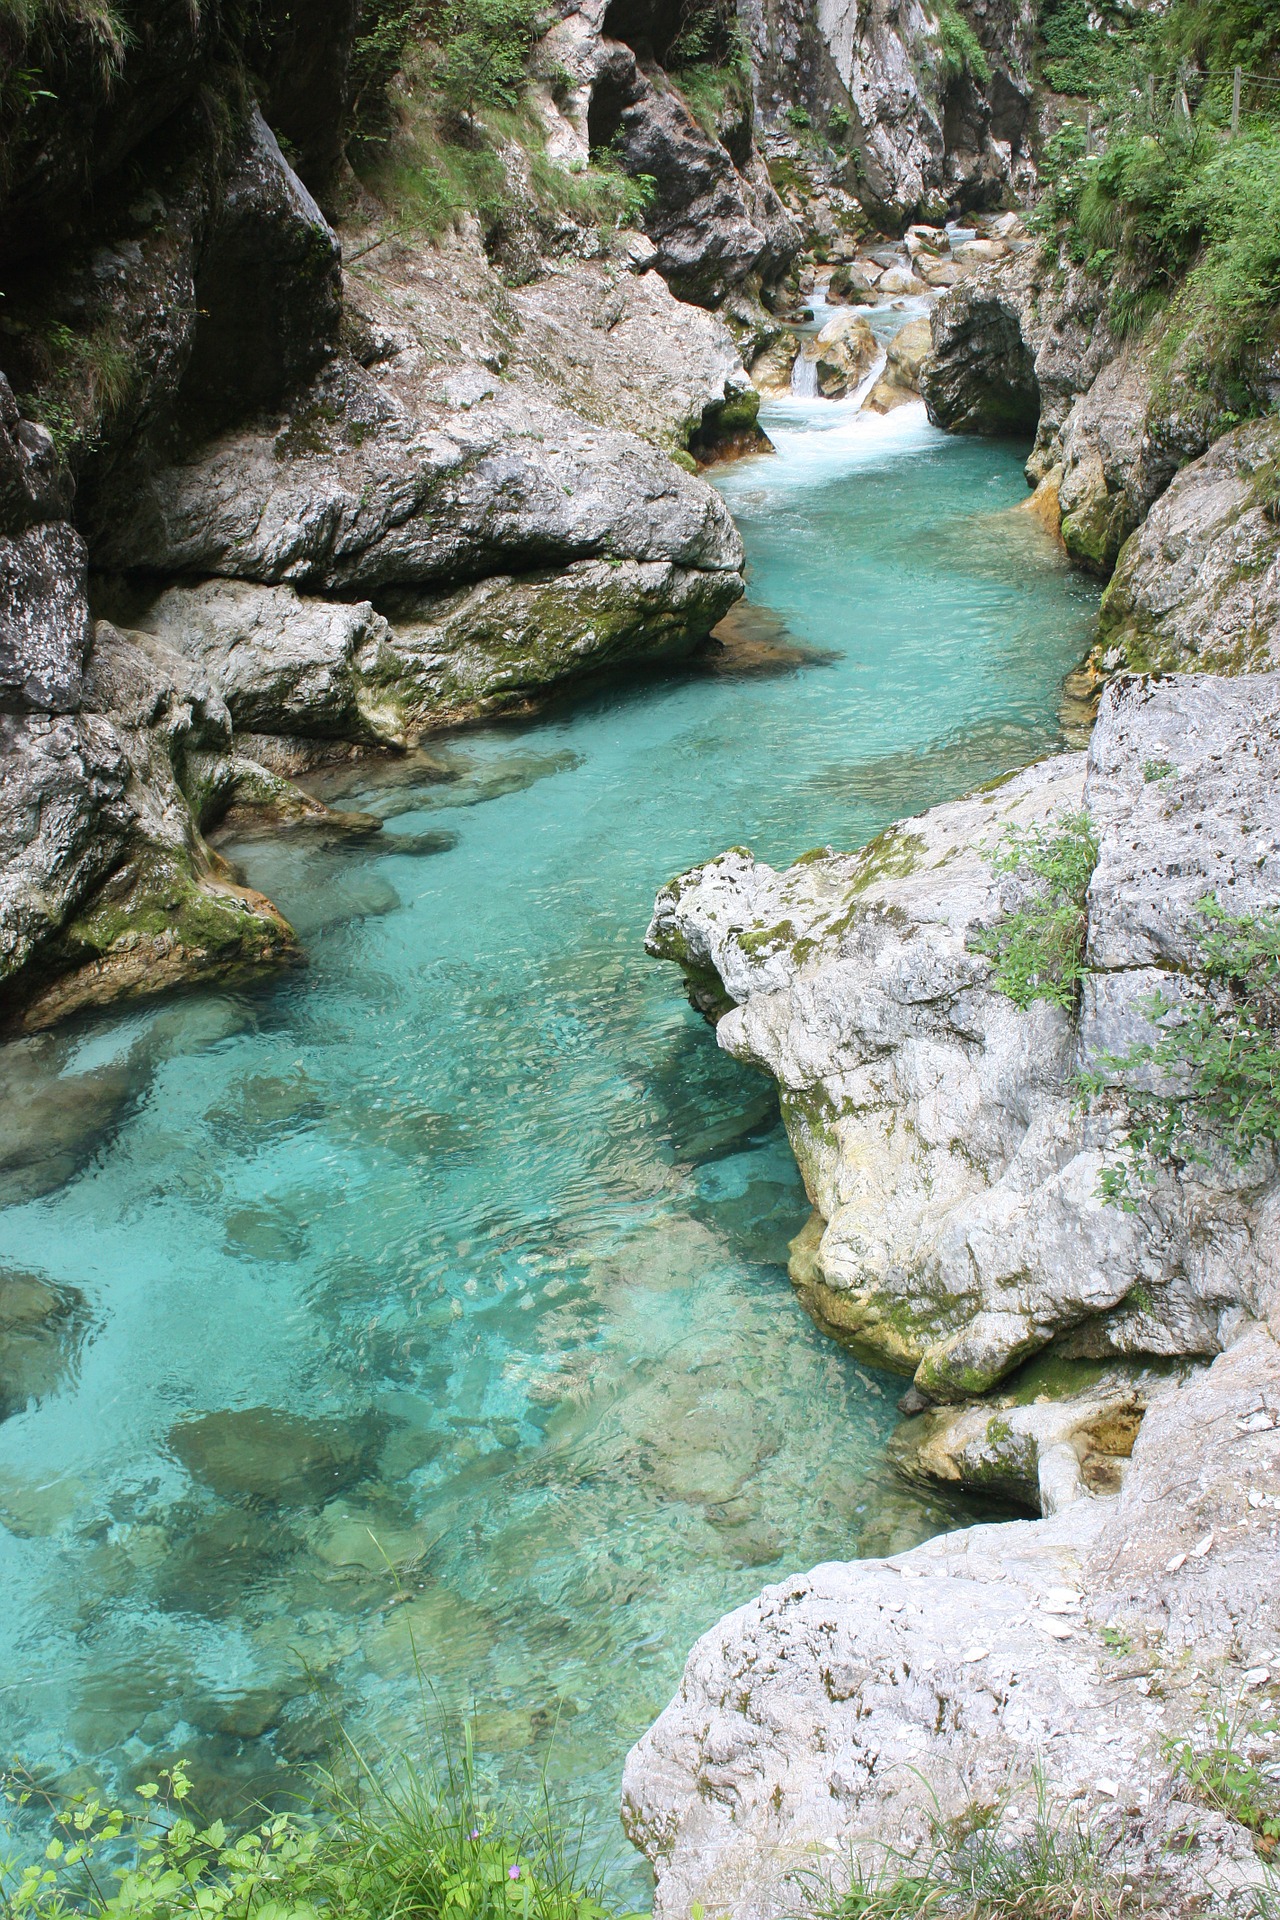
[
  {"left": 1098, "top": 414, "right": 1280, "bottom": 674},
  {"left": 744, "top": 0, "right": 1036, "bottom": 230},
  {"left": 0, "top": 521, "right": 92, "bottom": 714},
  {"left": 623, "top": 1322, "right": 1280, "bottom": 1920},
  {"left": 892, "top": 1360, "right": 1176, "bottom": 1514},
  {"left": 864, "top": 314, "right": 931, "bottom": 413},
  {"left": 803, "top": 311, "right": 878, "bottom": 399},
  {"left": 134, "top": 581, "right": 397, "bottom": 745},
  {"left": 921, "top": 250, "right": 1044, "bottom": 436},
  {"left": 0, "top": 374, "right": 69, "bottom": 537},
  {"left": 0, "top": 624, "right": 298, "bottom": 1030},
  {"left": 94, "top": 356, "right": 744, "bottom": 597},
  {"left": 646, "top": 674, "right": 1280, "bottom": 1399}
]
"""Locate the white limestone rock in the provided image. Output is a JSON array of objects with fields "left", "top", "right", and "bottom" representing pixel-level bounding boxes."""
[{"left": 646, "top": 674, "right": 1280, "bottom": 1398}]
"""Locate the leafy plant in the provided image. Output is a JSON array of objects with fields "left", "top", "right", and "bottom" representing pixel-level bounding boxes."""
[
  {"left": 1086, "top": 894, "right": 1280, "bottom": 1204},
  {"left": 929, "top": 0, "right": 991, "bottom": 84},
  {"left": 1166, "top": 1706, "right": 1280, "bottom": 1852},
  {"left": 0, "top": 1735, "right": 643, "bottom": 1920},
  {"left": 971, "top": 811, "right": 1098, "bottom": 1011}
]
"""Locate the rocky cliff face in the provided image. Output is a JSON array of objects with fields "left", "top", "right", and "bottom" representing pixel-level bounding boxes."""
[
  {"left": 0, "top": 0, "right": 763, "bottom": 1029},
  {"left": 741, "top": 0, "right": 1036, "bottom": 232}
]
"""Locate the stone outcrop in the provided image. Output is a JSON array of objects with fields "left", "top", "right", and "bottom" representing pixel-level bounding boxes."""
[
  {"left": 743, "top": 0, "right": 1037, "bottom": 230},
  {"left": 646, "top": 673, "right": 1280, "bottom": 1400},
  {"left": 921, "top": 247, "right": 1274, "bottom": 578},
  {"left": 0, "top": 0, "right": 761, "bottom": 1028},
  {"left": 623, "top": 1321, "right": 1280, "bottom": 1919},
  {"left": 1097, "top": 414, "right": 1280, "bottom": 675},
  {"left": 864, "top": 314, "right": 932, "bottom": 412}
]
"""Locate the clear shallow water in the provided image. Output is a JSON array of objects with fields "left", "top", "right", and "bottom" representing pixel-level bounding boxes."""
[{"left": 0, "top": 395, "right": 1098, "bottom": 1887}]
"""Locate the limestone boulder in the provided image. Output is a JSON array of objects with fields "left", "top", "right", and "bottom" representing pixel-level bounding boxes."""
[
  {"left": 1097, "top": 414, "right": 1280, "bottom": 674},
  {"left": 93, "top": 357, "right": 744, "bottom": 599},
  {"left": 646, "top": 674, "right": 1280, "bottom": 1400},
  {"left": 864, "top": 315, "right": 931, "bottom": 413},
  {"left": 0, "top": 521, "right": 93, "bottom": 714},
  {"left": 748, "top": 332, "right": 800, "bottom": 395},
  {"left": 804, "top": 312, "right": 879, "bottom": 399},
  {"left": 623, "top": 1325, "right": 1280, "bottom": 1919}
]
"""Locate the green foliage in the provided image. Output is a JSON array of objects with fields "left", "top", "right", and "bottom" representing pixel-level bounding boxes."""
[
  {"left": 971, "top": 812, "right": 1099, "bottom": 1011},
  {"left": 0, "top": 1741, "right": 643, "bottom": 1920},
  {"left": 433, "top": 0, "right": 546, "bottom": 117},
  {"left": 1166, "top": 1707, "right": 1280, "bottom": 1846},
  {"left": 929, "top": 0, "right": 991, "bottom": 84},
  {"left": 17, "top": 319, "right": 132, "bottom": 460},
  {"left": 812, "top": 1768, "right": 1132, "bottom": 1918},
  {"left": 351, "top": 1, "right": 433, "bottom": 124},
  {"left": 785, "top": 103, "right": 811, "bottom": 129},
  {"left": 1030, "top": 0, "right": 1280, "bottom": 380},
  {"left": 1087, "top": 894, "right": 1280, "bottom": 1205}
]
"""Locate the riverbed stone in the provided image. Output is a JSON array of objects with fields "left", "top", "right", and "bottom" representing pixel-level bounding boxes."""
[
  {"left": 803, "top": 312, "right": 878, "bottom": 399},
  {"left": 864, "top": 315, "right": 931, "bottom": 413},
  {"left": 169, "top": 1406, "right": 386, "bottom": 1507},
  {"left": 0, "top": 1270, "right": 86, "bottom": 1421}
]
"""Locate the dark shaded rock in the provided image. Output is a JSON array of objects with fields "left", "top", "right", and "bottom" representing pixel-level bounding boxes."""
[
  {"left": 179, "top": 109, "right": 342, "bottom": 436},
  {"left": 248, "top": 0, "right": 361, "bottom": 195},
  {"left": 588, "top": 42, "right": 795, "bottom": 307},
  {"left": 0, "top": 1270, "right": 86, "bottom": 1421},
  {"left": 169, "top": 1405, "right": 386, "bottom": 1507},
  {"left": 0, "top": 374, "right": 70, "bottom": 537},
  {"left": 921, "top": 272, "right": 1039, "bottom": 436},
  {"left": 0, "top": 0, "right": 214, "bottom": 254},
  {"left": 0, "top": 522, "right": 92, "bottom": 713}
]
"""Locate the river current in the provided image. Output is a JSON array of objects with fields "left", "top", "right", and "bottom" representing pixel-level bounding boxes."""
[{"left": 0, "top": 366, "right": 1098, "bottom": 1888}]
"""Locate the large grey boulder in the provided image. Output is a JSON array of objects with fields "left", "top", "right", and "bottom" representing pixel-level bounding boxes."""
[
  {"left": 623, "top": 1321, "right": 1280, "bottom": 1919},
  {"left": 646, "top": 674, "right": 1280, "bottom": 1400},
  {"left": 1098, "top": 414, "right": 1280, "bottom": 674},
  {"left": 0, "top": 624, "right": 297, "bottom": 1033},
  {"left": 586, "top": 41, "right": 796, "bottom": 308},
  {"left": 92, "top": 356, "right": 744, "bottom": 597}
]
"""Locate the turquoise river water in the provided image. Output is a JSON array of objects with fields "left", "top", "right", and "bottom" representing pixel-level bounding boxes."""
[{"left": 0, "top": 377, "right": 1098, "bottom": 1889}]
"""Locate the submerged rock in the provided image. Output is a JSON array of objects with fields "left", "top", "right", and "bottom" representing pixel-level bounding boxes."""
[
  {"left": 0, "top": 1270, "right": 87, "bottom": 1421},
  {"left": 169, "top": 1406, "right": 386, "bottom": 1508}
]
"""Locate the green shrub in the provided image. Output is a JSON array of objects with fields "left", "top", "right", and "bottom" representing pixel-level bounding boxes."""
[
  {"left": 0, "top": 1739, "right": 643, "bottom": 1920},
  {"left": 929, "top": 0, "right": 991, "bottom": 84},
  {"left": 1166, "top": 1706, "right": 1280, "bottom": 1847},
  {"left": 971, "top": 812, "right": 1099, "bottom": 1012},
  {"left": 1030, "top": 0, "right": 1280, "bottom": 381},
  {"left": 1087, "top": 894, "right": 1280, "bottom": 1204}
]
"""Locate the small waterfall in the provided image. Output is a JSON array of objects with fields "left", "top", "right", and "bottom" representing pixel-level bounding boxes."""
[
  {"left": 790, "top": 350, "right": 819, "bottom": 398},
  {"left": 848, "top": 348, "right": 887, "bottom": 413}
]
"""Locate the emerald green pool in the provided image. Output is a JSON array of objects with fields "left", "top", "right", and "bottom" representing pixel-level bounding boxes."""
[{"left": 0, "top": 392, "right": 1097, "bottom": 1890}]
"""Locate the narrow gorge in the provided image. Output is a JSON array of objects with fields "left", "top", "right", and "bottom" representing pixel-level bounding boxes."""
[{"left": 1, "top": 1, "right": 1278, "bottom": 1917}]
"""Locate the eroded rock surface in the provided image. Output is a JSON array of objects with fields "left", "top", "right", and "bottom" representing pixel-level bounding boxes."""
[
  {"left": 624, "top": 1323, "right": 1280, "bottom": 1919},
  {"left": 1098, "top": 414, "right": 1280, "bottom": 675},
  {"left": 647, "top": 674, "right": 1280, "bottom": 1399}
]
